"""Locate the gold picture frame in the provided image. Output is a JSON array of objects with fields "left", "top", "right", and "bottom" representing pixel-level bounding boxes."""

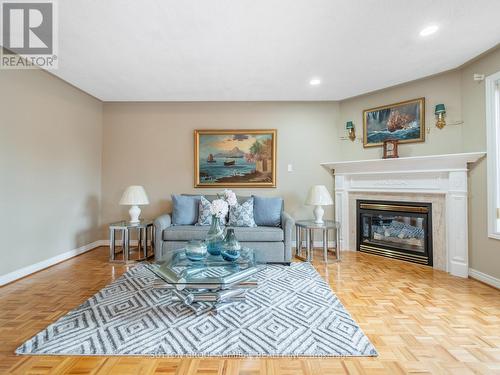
[
  {"left": 194, "top": 129, "right": 277, "bottom": 188},
  {"left": 363, "top": 97, "right": 425, "bottom": 147}
]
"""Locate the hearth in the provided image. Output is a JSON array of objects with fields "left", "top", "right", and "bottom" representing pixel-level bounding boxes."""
[{"left": 356, "top": 200, "right": 433, "bottom": 266}]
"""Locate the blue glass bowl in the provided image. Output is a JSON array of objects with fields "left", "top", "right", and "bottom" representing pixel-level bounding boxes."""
[
  {"left": 185, "top": 240, "right": 207, "bottom": 261},
  {"left": 221, "top": 249, "right": 240, "bottom": 262}
]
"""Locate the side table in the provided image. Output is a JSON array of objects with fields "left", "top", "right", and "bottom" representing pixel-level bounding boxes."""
[
  {"left": 109, "top": 220, "right": 154, "bottom": 263},
  {"left": 295, "top": 219, "right": 341, "bottom": 263}
]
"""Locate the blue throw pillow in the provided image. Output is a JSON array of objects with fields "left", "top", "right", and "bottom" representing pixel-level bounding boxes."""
[
  {"left": 229, "top": 198, "right": 256, "bottom": 227},
  {"left": 171, "top": 195, "right": 201, "bottom": 225},
  {"left": 253, "top": 196, "right": 283, "bottom": 227}
]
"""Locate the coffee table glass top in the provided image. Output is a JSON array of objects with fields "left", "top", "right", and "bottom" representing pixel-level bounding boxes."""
[
  {"left": 109, "top": 219, "right": 153, "bottom": 229},
  {"left": 150, "top": 247, "right": 259, "bottom": 286},
  {"left": 295, "top": 219, "right": 340, "bottom": 229}
]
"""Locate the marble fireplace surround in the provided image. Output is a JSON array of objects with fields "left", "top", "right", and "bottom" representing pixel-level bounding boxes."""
[{"left": 321, "top": 152, "right": 485, "bottom": 278}]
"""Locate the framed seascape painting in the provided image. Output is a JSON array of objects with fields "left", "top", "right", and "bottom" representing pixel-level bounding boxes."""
[
  {"left": 363, "top": 97, "right": 425, "bottom": 147},
  {"left": 194, "top": 129, "right": 277, "bottom": 188}
]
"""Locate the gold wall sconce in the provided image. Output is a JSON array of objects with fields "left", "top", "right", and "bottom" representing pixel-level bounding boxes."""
[
  {"left": 435, "top": 104, "right": 446, "bottom": 129},
  {"left": 346, "top": 121, "right": 356, "bottom": 141}
]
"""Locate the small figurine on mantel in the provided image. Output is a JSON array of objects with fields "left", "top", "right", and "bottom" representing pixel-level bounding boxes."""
[{"left": 382, "top": 139, "right": 399, "bottom": 159}]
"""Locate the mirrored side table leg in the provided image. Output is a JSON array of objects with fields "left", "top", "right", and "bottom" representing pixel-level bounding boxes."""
[
  {"left": 305, "top": 228, "right": 311, "bottom": 262},
  {"left": 151, "top": 224, "right": 155, "bottom": 257},
  {"left": 331, "top": 226, "right": 341, "bottom": 262},
  {"left": 295, "top": 226, "right": 301, "bottom": 258},
  {"left": 138, "top": 227, "right": 142, "bottom": 254},
  {"left": 123, "top": 228, "right": 130, "bottom": 263},
  {"left": 144, "top": 226, "right": 149, "bottom": 258},
  {"left": 323, "top": 228, "right": 328, "bottom": 263},
  {"left": 109, "top": 228, "right": 116, "bottom": 261},
  {"left": 308, "top": 228, "right": 315, "bottom": 262}
]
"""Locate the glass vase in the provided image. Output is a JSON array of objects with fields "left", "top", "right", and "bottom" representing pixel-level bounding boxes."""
[
  {"left": 206, "top": 215, "right": 224, "bottom": 256},
  {"left": 221, "top": 228, "right": 241, "bottom": 261}
]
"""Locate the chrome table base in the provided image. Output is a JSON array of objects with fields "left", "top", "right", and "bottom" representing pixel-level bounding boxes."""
[
  {"left": 109, "top": 220, "right": 154, "bottom": 263},
  {"left": 148, "top": 258, "right": 261, "bottom": 314},
  {"left": 295, "top": 220, "right": 341, "bottom": 263}
]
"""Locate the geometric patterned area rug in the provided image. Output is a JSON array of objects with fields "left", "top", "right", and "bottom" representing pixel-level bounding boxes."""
[{"left": 16, "top": 262, "right": 377, "bottom": 357}]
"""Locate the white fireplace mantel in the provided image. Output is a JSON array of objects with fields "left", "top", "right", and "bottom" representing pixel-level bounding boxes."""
[{"left": 320, "top": 152, "right": 486, "bottom": 278}]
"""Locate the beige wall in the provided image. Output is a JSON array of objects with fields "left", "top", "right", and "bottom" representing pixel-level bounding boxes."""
[
  {"left": 0, "top": 69, "right": 103, "bottom": 278},
  {"left": 338, "top": 70, "right": 464, "bottom": 160},
  {"left": 338, "top": 46, "right": 500, "bottom": 279},
  {"left": 461, "top": 47, "right": 500, "bottom": 279},
  {"left": 101, "top": 102, "right": 340, "bottom": 237}
]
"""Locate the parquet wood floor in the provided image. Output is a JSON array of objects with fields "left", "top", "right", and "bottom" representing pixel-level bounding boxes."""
[{"left": 1, "top": 247, "right": 499, "bottom": 374}]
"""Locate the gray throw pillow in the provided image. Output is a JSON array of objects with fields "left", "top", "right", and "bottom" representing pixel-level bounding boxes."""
[
  {"left": 197, "top": 196, "right": 213, "bottom": 226},
  {"left": 253, "top": 196, "right": 283, "bottom": 227},
  {"left": 229, "top": 198, "right": 256, "bottom": 227},
  {"left": 171, "top": 194, "right": 201, "bottom": 225}
]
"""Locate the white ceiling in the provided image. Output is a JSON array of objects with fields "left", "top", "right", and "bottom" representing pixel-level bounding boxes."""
[{"left": 54, "top": 0, "right": 500, "bottom": 101}]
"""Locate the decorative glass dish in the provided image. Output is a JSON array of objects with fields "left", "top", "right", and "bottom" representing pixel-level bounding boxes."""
[{"left": 185, "top": 240, "right": 207, "bottom": 261}]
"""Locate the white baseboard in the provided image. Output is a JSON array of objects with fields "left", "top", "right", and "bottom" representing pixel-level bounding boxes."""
[
  {"left": 468, "top": 268, "right": 500, "bottom": 289},
  {"left": 0, "top": 240, "right": 103, "bottom": 286}
]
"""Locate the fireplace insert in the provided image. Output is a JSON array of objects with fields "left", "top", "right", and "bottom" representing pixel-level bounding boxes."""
[{"left": 356, "top": 200, "right": 433, "bottom": 266}]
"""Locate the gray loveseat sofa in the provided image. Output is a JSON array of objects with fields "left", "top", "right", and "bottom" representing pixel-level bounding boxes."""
[{"left": 154, "top": 195, "right": 294, "bottom": 264}]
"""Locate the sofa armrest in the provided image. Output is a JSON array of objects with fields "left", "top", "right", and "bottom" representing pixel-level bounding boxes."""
[
  {"left": 154, "top": 213, "right": 172, "bottom": 261},
  {"left": 281, "top": 211, "right": 294, "bottom": 262}
]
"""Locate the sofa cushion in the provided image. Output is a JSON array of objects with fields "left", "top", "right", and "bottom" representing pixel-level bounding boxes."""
[
  {"left": 171, "top": 194, "right": 201, "bottom": 225},
  {"left": 230, "top": 226, "right": 283, "bottom": 241},
  {"left": 253, "top": 196, "right": 283, "bottom": 227},
  {"left": 228, "top": 198, "right": 256, "bottom": 227},
  {"left": 163, "top": 225, "right": 209, "bottom": 241},
  {"left": 197, "top": 196, "right": 213, "bottom": 226},
  {"left": 163, "top": 225, "right": 283, "bottom": 242}
]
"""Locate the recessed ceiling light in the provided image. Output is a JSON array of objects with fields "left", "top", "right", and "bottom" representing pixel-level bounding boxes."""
[
  {"left": 419, "top": 25, "right": 439, "bottom": 37},
  {"left": 309, "top": 78, "right": 321, "bottom": 86}
]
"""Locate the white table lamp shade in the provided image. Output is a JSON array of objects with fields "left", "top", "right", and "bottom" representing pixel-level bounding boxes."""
[
  {"left": 119, "top": 186, "right": 149, "bottom": 223},
  {"left": 305, "top": 185, "right": 333, "bottom": 206},
  {"left": 305, "top": 185, "right": 332, "bottom": 224},
  {"left": 119, "top": 185, "right": 149, "bottom": 205}
]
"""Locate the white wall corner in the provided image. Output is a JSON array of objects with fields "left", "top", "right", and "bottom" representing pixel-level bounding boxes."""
[
  {"left": 0, "top": 241, "right": 103, "bottom": 286},
  {"left": 469, "top": 268, "right": 500, "bottom": 289}
]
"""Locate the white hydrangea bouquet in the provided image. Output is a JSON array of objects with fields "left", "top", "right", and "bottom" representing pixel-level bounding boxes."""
[{"left": 210, "top": 189, "right": 237, "bottom": 221}]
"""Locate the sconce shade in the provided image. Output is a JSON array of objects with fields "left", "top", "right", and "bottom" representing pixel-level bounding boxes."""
[
  {"left": 305, "top": 185, "right": 333, "bottom": 206},
  {"left": 435, "top": 104, "right": 446, "bottom": 114},
  {"left": 346, "top": 121, "right": 354, "bottom": 129},
  {"left": 119, "top": 185, "right": 150, "bottom": 205}
]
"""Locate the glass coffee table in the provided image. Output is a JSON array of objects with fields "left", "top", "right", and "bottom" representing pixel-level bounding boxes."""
[{"left": 147, "top": 247, "right": 261, "bottom": 314}]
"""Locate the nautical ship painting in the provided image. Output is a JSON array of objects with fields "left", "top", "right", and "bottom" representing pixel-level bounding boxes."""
[
  {"left": 194, "top": 129, "right": 277, "bottom": 188},
  {"left": 363, "top": 98, "right": 425, "bottom": 147}
]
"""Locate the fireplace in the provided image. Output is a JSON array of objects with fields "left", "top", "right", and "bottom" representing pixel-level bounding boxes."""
[{"left": 356, "top": 200, "right": 433, "bottom": 266}]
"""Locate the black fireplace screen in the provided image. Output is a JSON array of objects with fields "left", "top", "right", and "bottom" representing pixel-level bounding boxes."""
[{"left": 357, "top": 200, "right": 433, "bottom": 266}]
